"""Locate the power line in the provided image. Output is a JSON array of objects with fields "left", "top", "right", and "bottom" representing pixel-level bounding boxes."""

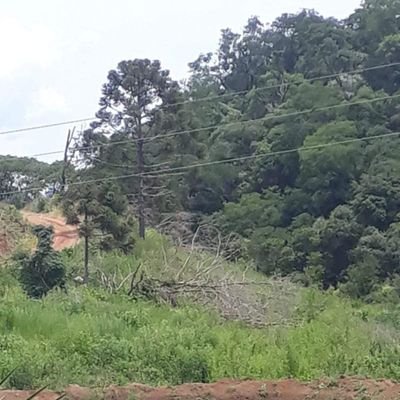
[
  {"left": 2, "top": 92, "right": 400, "bottom": 163},
  {"left": 163, "top": 61, "right": 400, "bottom": 109},
  {"left": 140, "top": 131, "right": 400, "bottom": 176},
  {"left": 1, "top": 129, "right": 399, "bottom": 198},
  {"left": 0, "top": 117, "right": 95, "bottom": 136},
  {"left": 0, "top": 149, "right": 72, "bottom": 162},
  {"left": 0, "top": 61, "right": 400, "bottom": 137},
  {"left": 145, "top": 93, "right": 400, "bottom": 144}
]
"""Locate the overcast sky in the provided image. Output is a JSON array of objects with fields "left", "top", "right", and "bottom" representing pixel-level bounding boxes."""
[{"left": 0, "top": 0, "right": 362, "bottom": 163}]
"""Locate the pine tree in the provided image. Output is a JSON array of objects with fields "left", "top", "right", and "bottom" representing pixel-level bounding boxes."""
[{"left": 62, "top": 180, "right": 133, "bottom": 283}]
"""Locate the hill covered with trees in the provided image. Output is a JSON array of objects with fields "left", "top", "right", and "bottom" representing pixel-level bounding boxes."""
[
  {"left": 2, "top": 0, "right": 400, "bottom": 300},
  {"left": 3, "top": 0, "right": 400, "bottom": 391},
  {"left": 74, "top": 0, "right": 400, "bottom": 299}
]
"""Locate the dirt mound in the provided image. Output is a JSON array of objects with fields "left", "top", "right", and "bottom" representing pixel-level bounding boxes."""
[
  {"left": 21, "top": 211, "right": 79, "bottom": 251},
  {"left": 2, "top": 378, "right": 400, "bottom": 400}
]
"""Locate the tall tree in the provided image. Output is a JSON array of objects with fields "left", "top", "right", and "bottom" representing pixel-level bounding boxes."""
[{"left": 79, "top": 59, "right": 180, "bottom": 238}]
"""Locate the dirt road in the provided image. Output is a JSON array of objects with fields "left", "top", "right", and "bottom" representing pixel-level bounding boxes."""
[
  {"left": 21, "top": 211, "right": 79, "bottom": 251},
  {"left": 1, "top": 378, "right": 400, "bottom": 400}
]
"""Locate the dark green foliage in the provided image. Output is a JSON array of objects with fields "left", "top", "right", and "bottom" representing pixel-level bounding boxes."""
[
  {"left": 62, "top": 180, "right": 134, "bottom": 281},
  {"left": 167, "top": 3, "right": 400, "bottom": 299},
  {"left": 352, "top": 174, "right": 400, "bottom": 229},
  {"left": 63, "top": 181, "right": 134, "bottom": 252},
  {"left": 77, "top": 58, "right": 185, "bottom": 229},
  {"left": 16, "top": 225, "right": 66, "bottom": 298},
  {"left": 340, "top": 255, "right": 380, "bottom": 300},
  {"left": 6, "top": 1, "right": 398, "bottom": 300},
  {"left": 0, "top": 156, "right": 63, "bottom": 208}
]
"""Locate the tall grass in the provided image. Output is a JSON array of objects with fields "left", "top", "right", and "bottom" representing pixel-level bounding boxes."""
[
  {"left": 1, "top": 283, "right": 400, "bottom": 390},
  {"left": 2, "top": 222, "right": 400, "bottom": 389}
]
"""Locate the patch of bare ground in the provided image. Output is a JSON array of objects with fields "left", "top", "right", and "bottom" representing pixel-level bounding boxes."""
[{"left": 2, "top": 378, "right": 400, "bottom": 400}]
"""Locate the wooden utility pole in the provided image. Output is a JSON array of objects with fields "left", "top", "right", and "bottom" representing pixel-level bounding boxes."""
[
  {"left": 61, "top": 127, "right": 75, "bottom": 193},
  {"left": 136, "top": 117, "right": 146, "bottom": 239},
  {"left": 83, "top": 205, "right": 89, "bottom": 284}
]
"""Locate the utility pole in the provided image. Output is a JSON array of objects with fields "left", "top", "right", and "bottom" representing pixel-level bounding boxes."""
[
  {"left": 136, "top": 123, "right": 146, "bottom": 240},
  {"left": 135, "top": 90, "right": 146, "bottom": 240},
  {"left": 61, "top": 127, "right": 75, "bottom": 193},
  {"left": 83, "top": 204, "right": 89, "bottom": 284}
]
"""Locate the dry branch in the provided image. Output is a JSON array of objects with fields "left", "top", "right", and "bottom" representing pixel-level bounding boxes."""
[{"left": 96, "top": 220, "right": 300, "bottom": 328}]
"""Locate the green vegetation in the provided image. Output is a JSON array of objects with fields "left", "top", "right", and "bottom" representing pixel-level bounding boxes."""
[
  {"left": 1, "top": 274, "right": 400, "bottom": 390},
  {"left": 3, "top": 0, "right": 400, "bottom": 390},
  {"left": 1, "top": 2, "right": 400, "bottom": 298},
  {"left": 0, "top": 204, "right": 34, "bottom": 258},
  {"left": 1, "top": 223, "right": 400, "bottom": 389},
  {"left": 15, "top": 225, "right": 66, "bottom": 298},
  {"left": 61, "top": 0, "right": 400, "bottom": 300},
  {"left": 1, "top": 206, "right": 400, "bottom": 389},
  {"left": 0, "top": 156, "right": 62, "bottom": 209},
  {"left": 62, "top": 181, "right": 134, "bottom": 282}
]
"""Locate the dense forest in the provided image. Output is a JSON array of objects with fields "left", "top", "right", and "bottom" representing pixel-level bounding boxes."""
[{"left": 2, "top": 0, "right": 400, "bottom": 299}]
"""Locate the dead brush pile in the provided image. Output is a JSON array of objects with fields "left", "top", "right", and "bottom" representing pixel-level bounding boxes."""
[{"left": 95, "top": 224, "right": 302, "bottom": 328}]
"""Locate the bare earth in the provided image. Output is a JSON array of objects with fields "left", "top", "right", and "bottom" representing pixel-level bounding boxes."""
[
  {"left": 21, "top": 211, "right": 79, "bottom": 251},
  {"left": 2, "top": 378, "right": 400, "bottom": 400}
]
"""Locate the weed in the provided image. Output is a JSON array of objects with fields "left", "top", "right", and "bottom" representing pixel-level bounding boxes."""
[{"left": 259, "top": 383, "right": 268, "bottom": 398}]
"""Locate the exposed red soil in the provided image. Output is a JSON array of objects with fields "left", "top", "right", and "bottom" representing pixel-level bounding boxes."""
[
  {"left": 2, "top": 378, "right": 400, "bottom": 400},
  {"left": 21, "top": 211, "right": 79, "bottom": 251}
]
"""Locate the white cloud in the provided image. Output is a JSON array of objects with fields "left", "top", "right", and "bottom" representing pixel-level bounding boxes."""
[
  {"left": 0, "top": 16, "right": 55, "bottom": 78},
  {"left": 25, "top": 87, "right": 67, "bottom": 120}
]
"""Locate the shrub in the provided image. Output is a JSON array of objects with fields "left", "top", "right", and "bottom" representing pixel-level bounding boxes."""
[
  {"left": 15, "top": 225, "right": 66, "bottom": 298},
  {"left": 30, "top": 196, "right": 50, "bottom": 213}
]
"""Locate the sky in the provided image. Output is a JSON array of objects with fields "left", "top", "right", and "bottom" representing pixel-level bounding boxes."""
[{"left": 0, "top": 0, "right": 362, "bottom": 163}]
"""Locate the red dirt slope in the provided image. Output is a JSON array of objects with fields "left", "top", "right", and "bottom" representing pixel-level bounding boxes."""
[
  {"left": 21, "top": 211, "right": 79, "bottom": 251},
  {"left": 2, "top": 378, "right": 400, "bottom": 400}
]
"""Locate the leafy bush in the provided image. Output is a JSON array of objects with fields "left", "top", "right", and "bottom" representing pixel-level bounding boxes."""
[
  {"left": 15, "top": 225, "right": 66, "bottom": 298},
  {"left": 30, "top": 196, "right": 50, "bottom": 213}
]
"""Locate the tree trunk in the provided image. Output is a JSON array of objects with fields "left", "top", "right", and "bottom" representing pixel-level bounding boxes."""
[
  {"left": 136, "top": 119, "right": 146, "bottom": 239},
  {"left": 83, "top": 207, "right": 89, "bottom": 284}
]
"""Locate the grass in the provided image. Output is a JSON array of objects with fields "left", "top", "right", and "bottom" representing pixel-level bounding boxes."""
[
  {"left": 1, "top": 277, "right": 400, "bottom": 390},
  {"left": 60, "top": 229, "right": 302, "bottom": 327},
  {"left": 2, "top": 208, "right": 400, "bottom": 390}
]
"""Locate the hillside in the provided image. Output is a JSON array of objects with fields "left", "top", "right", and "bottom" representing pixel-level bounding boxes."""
[
  {"left": 2, "top": 213, "right": 400, "bottom": 390},
  {"left": 2, "top": 262, "right": 400, "bottom": 390},
  {"left": 16, "top": 210, "right": 301, "bottom": 327},
  {"left": 2, "top": 0, "right": 400, "bottom": 301},
  {"left": 0, "top": 207, "right": 78, "bottom": 256},
  {"left": 50, "top": 0, "right": 400, "bottom": 303},
  {"left": 0, "top": 204, "right": 33, "bottom": 257},
  {"left": 2, "top": 0, "right": 400, "bottom": 397},
  {"left": 21, "top": 211, "right": 79, "bottom": 251}
]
